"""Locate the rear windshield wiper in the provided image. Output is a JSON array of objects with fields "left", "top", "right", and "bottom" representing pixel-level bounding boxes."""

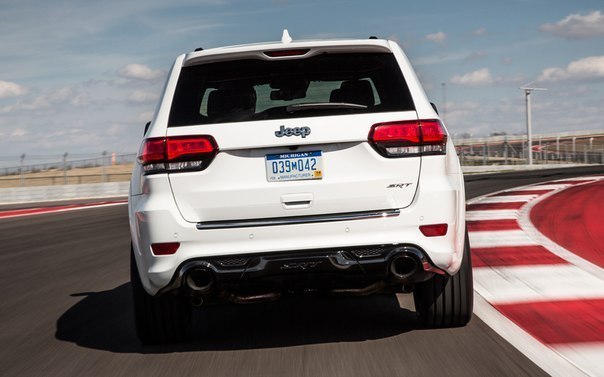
[{"left": 286, "top": 102, "right": 367, "bottom": 113}]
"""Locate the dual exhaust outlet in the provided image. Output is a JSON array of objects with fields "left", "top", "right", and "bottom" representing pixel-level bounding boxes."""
[
  {"left": 184, "top": 254, "right": 420, "bottom": 294},
  {"left": 185, "top": 268, "right": 215, "bottom": 293},
  {"left": 388, "top": 254, "right": 420, "bottom": 281}
]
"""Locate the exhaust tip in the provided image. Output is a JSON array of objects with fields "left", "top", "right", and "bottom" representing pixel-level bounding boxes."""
[
  {"left": 186, "top": 268, "right": 215, "bottom": 293},
  {"left": 390, "top": 255, "right": 419, "bottom": 280}
]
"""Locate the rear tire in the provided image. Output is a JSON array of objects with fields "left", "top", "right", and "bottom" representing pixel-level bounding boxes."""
[
  {"left": 131, "top": 247, "right": 191, "bottom": 344},
  {"left": 413, "top": 231, "right": 473, "bottom": 328}
]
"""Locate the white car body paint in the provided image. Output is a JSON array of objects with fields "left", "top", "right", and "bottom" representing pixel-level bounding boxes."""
[{"left": 128, "top": 38, "right": 466, "bottom": 295}]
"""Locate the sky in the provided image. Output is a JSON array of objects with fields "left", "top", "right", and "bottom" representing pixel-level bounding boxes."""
[{"left": 1, "top": 0, "right": 603, "bottom": 166}]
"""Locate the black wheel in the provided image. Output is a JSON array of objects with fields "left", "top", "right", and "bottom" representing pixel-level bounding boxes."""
[
  {"left": 413, "top": 230, "right": 473, "bottom": 328},
  {"left": 131, "top": 247, "right": 192, "bottom": 344}
]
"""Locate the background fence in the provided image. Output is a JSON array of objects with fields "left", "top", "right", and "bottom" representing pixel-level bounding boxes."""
[
  {"left": 1, "top": 129, "right": 603, "bottom": 188},
  {"left": 454, "top": 130, "right": 604, "bottom": 166},
  {"left": 0, "top": 153, "right": 136, "bottom": 188}
]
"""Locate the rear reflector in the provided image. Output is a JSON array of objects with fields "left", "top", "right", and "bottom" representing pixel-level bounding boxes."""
[
  {"left": 419, "top": 224, "right": 448, "bottom": 237},
  {"left": 151, "top": 242, "right": 180, "bottom": 255},
  {"left": 368, "top": 119, "right": 447, "bottom": 157},
  {"left": 137, "top": 135, "right": 218, "bottom": 174}
]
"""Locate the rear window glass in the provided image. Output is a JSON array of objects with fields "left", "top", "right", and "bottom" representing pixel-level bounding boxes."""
[{"left": 169, "top": 52, "right": 415, "bottom": 127}]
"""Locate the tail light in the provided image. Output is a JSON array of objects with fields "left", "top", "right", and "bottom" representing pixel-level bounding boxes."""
[
  {"left": 138, "top": 135, "right": 218, "bottom": 174},
  {"left": 368, "top": 119, "right": 447, "bottom": 157}
]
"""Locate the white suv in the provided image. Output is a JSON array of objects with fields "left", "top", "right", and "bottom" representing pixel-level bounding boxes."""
[{"left": 129, "top": 32, "right": 472, "bottom": 344}]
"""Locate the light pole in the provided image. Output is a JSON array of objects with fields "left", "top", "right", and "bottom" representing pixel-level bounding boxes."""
[
  {"left": 520, "top": 82, "right": 547, "bottom": 165},
  {"left": 19, "top": 153, "right": 26, "bottom": 187},
  {"left": 101, "top": 150, "right": 107, "bottom": 182},
  {"left": 63, "top": 152, "right": 68, "bottom": 185},
  {"left": 572, "top": 137, "right": 577, "bottom": 161}
]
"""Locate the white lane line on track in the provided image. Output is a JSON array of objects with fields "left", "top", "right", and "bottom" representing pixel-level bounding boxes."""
[
  {"left": 474, "top": 264, "right": 604, "bottom": 305},
  {"left": 476, "top": 195, "right": 537, "bottom": 203},
  {"left": 473, "top": 293, "right": 589, "bottom": 377},
  {"left": 558, "top": 176, "right": 604, "bottom": 181},
  {"left": 554, "top": 343, "right": 604, "bottom": 377},
  {"left": 469, "top": 230, "right": 538, "bottom": 248},
  {"left": 524, "top": 184, "right": 572, "bottom": 190},
  {"left": 466, "top": 210, "right": 520, "bottom": 221}
]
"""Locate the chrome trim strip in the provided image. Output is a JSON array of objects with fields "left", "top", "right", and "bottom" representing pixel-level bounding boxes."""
[{"left": 196, "top": 209, "right": 400, "bottom": 230}]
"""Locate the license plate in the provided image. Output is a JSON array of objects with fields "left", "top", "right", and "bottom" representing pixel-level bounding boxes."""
[{"left": 265, "top": 151, "right": 323, "bottom": 182}]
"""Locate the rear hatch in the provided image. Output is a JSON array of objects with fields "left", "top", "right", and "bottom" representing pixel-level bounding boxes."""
[{"left": 165, "top": 47, "right": 422, "bottom": 223}]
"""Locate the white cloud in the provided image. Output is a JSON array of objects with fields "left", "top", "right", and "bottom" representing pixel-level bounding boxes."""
[
  {"left": 540, "top": 10, "right": 604, "bottom": 38},
  {"left": 386, "top": 34, "right": 400, "bottom": 43},
  {"left": 118, "top": 64, "right": 164, "bottom": 81},
  {"left": 425, "top": 32, "right": 446, "bottom": 43},
  {"left": 45, "top": 87, "right": 75, "bottom": 103},
  {"left": 451, "top": 68, "right": 495, "bottom": 87},
  {"left": 443, "top": 99, "right": 527, "bottom": 137},
  {"left": 11, "top": 128, "right": 27, "bottom": 137},
  {"left": 0, "top": 85, "right": 97, "bottom": 116},
  {"left": 413, "top": 51, "right": 468, "bottom": 66},
  {"left": 23, "top": 87, "right": 76, "bottom": 110},
  {"left": 473, "top": 27, "right": 486, "bottom": 36},
  {"left": 538, "top": 56, "right": 604, "bottom": 82},
  {"left": 464, "top": 51, "right": 488, "bottom": 63},
  {"left": 137, "top": 111, "right": 155, "bottom": 123},
  {"left": 0, "top": 80, "right": 28, "bottom": 99},
  {"left": 69, "top": 92, "right": 90, "bottom": 107},
  {"left": 128, "top": 90, "right": 159, "bottom": 104}
]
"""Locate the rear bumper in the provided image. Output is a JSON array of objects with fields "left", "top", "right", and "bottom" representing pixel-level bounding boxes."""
[
  {"left": 129, "top": 157, "right": 465, "bottom": 295},
  {"left": 158, "top": 244, "right": 443, "bottom": 302}
]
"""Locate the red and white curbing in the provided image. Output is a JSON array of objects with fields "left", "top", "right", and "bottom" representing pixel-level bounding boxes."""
[{"left": 468, "top": 176, "right": 604, "bottom": 377}]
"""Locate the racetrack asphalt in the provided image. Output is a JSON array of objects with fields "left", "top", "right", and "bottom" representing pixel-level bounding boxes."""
[{"left": 1, "top": 165, "right": 602, "bottom": 377}]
